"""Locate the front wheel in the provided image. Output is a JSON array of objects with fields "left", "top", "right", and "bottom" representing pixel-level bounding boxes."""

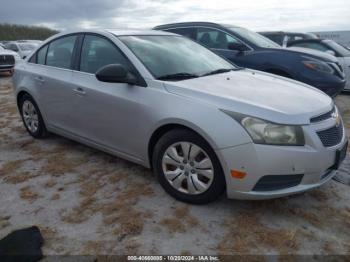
[{"left": 152, "top": 129, "right": 225, "bottom": 204}]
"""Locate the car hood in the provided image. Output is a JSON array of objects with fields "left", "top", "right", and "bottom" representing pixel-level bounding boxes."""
[
  {"left": 284, "top": 47, "right": 338, "bottom": 62},
  {"left": 0, "top": 49, "right": 17, "bottom": 56},
  {"left": 163, "top": 69, "right": 333, "bottom": 125}
]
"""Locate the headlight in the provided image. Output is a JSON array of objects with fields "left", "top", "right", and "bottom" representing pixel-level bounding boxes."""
[
  {"left": 221, "top": 110, "right": 305, "bottom": 146},
  {"left": 302, "top": 60, "right": 334, "bottom": 74}
]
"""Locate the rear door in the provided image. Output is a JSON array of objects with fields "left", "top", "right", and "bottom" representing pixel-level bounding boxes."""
[{"left": 28, "top": 34, "right": 79, "bottom": 133}]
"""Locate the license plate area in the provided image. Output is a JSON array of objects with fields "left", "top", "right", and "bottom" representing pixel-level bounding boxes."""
[{"left": 334, "top": 141, "right": 348, "bottom": 170}]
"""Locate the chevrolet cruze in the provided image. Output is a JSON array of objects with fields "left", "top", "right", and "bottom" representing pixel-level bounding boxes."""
[{"left": 13, "top": 30, "right": 348, "bottom": 204}]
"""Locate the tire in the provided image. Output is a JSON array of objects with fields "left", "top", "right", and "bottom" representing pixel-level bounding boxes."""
[
  {"left": 152, "top": 129, "right": 225, "bottom": 204},
  {"left": 19, "top": 94, "right": 48, "bottom": 138}
]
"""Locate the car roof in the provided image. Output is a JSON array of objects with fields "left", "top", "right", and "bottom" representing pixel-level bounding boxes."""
[
  {"left": 259, "top": 31, "right": 312, "bottom": 35},
  {"left": 39, "top": 29, "right": 178, "bottom": 47},
  {"left": 52, "top": 29, "right": 175, "bottom": 36},
  {"left": 106, "top": 29, "right": 175, "bottom": 36},
  {"left": 153, "top": 22, "right": 240, "bottom": 30},
  {"left": 17, "top": 40, "right": 42, "bottom": 42}
]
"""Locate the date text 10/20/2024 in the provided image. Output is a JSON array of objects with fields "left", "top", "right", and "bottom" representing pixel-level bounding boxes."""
[{"left": 127, "top": 256, "right": 220, "bottom": 261}]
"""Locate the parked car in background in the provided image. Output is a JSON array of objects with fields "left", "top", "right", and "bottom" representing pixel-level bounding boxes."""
[
  {"left": 0, "top": 45, "right": 21, "bottom": 74},
  {"left": 259, "top": 31, "right": 317, "bottom": 47},
  {"left": 154, "top": 22, "right": 345, "bottom": 97},
  {"left": 0, "top": 41, "right": 10, "bottom": 46},
  {"left": 313, "top": 30, "right": 350, "bottom": 50},
  {"left": 287, "top": 39, "right": 350, "bottom": 91},
  {"left": 4, "top": 41, "right": 40, "bottom": 59},
  {"left": 13, "top": 29, "right": 348, "bottom": 203},
  {"left": 340, "top": 44, "right": 350, "bottom": 51},
  {"left": 20, "top": 40, "right": 43, "bottom": 44}
]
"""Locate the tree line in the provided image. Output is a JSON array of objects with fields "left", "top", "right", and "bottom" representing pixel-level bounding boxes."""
[{"left": 0, "top": 24, "right": 59, "bottom": 41}]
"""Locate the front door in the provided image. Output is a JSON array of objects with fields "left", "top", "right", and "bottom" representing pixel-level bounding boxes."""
[
  {"left": 195, "top": 27, "right": 250, "bottom": 67},
  {"left": 70, "top": 34, "right": 143, "bottom": 156}
]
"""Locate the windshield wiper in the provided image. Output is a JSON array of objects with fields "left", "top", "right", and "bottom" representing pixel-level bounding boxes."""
[
  {"left": 157, "top": 72, "right": 199, "bottom": 81},
  {"left": 201, "top": 68, "right": 233, "bottom": 77},
  {"left": 202, "top": 67, "right": 245, "bottom": 77}
]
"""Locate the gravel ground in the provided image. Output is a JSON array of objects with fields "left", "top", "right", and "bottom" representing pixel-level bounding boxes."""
[{"left": 0, "top": 73, "right": 350, "bottom": 256}]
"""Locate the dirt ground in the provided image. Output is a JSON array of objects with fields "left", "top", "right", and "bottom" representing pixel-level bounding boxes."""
[{"left": 0, "top": 73, "right": 350, "bottom": 256}]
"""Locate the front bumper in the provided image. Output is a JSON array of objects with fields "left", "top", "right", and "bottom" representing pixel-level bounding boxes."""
[
  {"left": 217, "top": 117, "right": 348, "bottom": 200},
  {"left": 0, "top": 65, "right": 15, "bottom": 71}
]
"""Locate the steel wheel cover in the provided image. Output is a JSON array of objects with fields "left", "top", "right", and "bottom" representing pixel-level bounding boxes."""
[{"left": 161, "top": 142, "right": 214, "bottom": 195}]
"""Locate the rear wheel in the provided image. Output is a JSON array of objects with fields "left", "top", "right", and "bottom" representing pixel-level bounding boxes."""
[
  {"left": 19, "top": 94, "right": 48, "bottom": 138},
  {"left": 152, "top": 129, "right": 225, "bottom": 204}
]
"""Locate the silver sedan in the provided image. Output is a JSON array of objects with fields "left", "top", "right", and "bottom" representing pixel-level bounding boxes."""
[{"left": 12, "top": 29, "right": 348, "bottom": 204}]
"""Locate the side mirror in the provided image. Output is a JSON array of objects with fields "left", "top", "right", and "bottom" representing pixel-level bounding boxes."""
[
  {"left": 228, "top": 42, "right": 248, "bottom": 52},
  {"left": 326, "top": 50, "right": 336, "bottom": 56},
  {"left": 96, "top": 64, "right": 137, "bottom": 84}
]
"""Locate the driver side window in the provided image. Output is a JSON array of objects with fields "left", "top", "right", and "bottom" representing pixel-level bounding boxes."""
[
  {"left": 80, "top": 35, "right": 133, "bottom": 74},
  {"left": 196, "top": 28, "right": 241, "bottom": 50}
]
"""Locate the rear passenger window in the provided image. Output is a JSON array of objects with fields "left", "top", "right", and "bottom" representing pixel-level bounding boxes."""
[
  {"left": 80, "top": 35, "right": 133, "bottom": 74},
  {"left": 46, "top": 35, "right": 77, "bottom": 69},
  {"left": 37, "top": 45, "right": 48, "bottom": 65}
]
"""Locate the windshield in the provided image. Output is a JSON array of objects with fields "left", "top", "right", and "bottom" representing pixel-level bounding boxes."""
[
  {"left": 325, "top": 40, "right": 350, "bottom": 57},
  {"left": 230, "top": 27, "right": 281, "bottom": 48},
  {"left": 119, "top": 35, "right": 236, "bottom": 80},
  {"left": 18, "top": 43, "right": 37, "bottom": 51}
]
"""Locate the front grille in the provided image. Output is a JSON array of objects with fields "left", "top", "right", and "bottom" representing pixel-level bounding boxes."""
[
  {"left": 0, "top": 55, "right": 15, "bottom": 65},
  {"left": 317, "top": 123, "right": 343, "bottom": 147},
  {"left": 311, "top": 107, "right": 335, "bottom": 123},
  {"left": 252, "top": 174, "right": 304, "bottom": 192}
]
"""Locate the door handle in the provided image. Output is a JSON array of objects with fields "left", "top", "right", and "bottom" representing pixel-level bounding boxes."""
[
  {"left": 34, "top": 76, "right": 45, "bottom": 84},
  {"left": 73, "top": 87, "right": 86, "bottom": 96}
]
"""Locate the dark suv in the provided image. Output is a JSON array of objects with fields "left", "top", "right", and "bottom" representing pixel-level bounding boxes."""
[{"left": 154, "top": 22, "right": 346, "bottom": 97}]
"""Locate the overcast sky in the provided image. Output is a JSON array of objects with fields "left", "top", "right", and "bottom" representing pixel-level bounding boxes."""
[{"left": 0, "top": 0, "right": 349, "bottom": 32}]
